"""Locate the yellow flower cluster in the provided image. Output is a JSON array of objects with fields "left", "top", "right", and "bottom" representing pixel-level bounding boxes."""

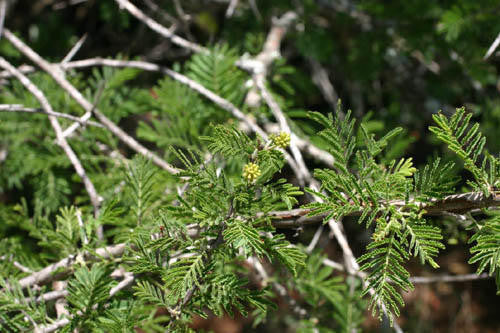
[
  {"left": 271, "top": 132, "right": 291, "bottom": 149},
  {"left": 242, "top": 162, "right": 261, "bottom": 183}
]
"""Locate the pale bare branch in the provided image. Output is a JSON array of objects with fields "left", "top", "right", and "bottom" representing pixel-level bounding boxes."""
[
  {"left": 52, "top": 281, "right": 69, "bottom": 322},
  {"left": 34, "top": 318, "right": 70, "bottom": 333},
  {"left": 237, "top": 11, "right": 297, "bottom": 107},
  {"left": 0, "top": 104, "right": 104, "bottom": 128},
  {"left": 114, "top": 0, "right": 206, "bottom": 54},
  {"left": 308, "top": 58, "right": 339, "bottom": 110},
  {"left": 225, "top": 0, "right": 239, "bottom": 18},
  {"left": 61, "top": 33, "right": 87, "bottom": 64},
  {"left": 409, "top": 273, "right": 491, "bottom": 284},
  {"left": 306, "top": 224, "right": 324, "bottom": 253},
  {"left": 484, "top": 31, "right": 500, "bottom": 60},
  {"left": 18, "top": 243, "right": 126, "bottom": 289},
  {"left": 110, "top": 272, "right": 135, "bottom": 297},
  {"left": 0, "top": 0, "right": 6, "bottom": 39}
]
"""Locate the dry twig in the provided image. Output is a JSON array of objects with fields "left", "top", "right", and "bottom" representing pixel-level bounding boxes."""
[
  {"left": 0, "top": 104, "right": 104, "bottom": 128},
  {"left": 409, "top": 273, "right": 490, "bottom": 284},
  {"left": 114, "top": 0, "right": 206, "bottom": 53},
  {"left": 484, "top": 31, "right": 500, "bottom": 60},
  {"left": 61, "top": 34, "right": 87, "bottom": 64},
  {"left": 0, "top": 0, "right": 6, "bottom": 39},
  {"left": 18, "top": 243, "right": 126, "bottom": 289}
]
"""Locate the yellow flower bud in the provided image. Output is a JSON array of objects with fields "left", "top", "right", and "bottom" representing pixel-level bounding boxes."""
[
  {"left": 271, "top": 132, "right": 291, "bottom": 149},
  {"left": 242, "top": 162, "right": 261, "bottom": 183}
]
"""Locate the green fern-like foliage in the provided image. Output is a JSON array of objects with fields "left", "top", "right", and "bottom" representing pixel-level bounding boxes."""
[
  {"left": 303, "top": 104, "right": 451, "bottom": 323},
  {"left": 125, "top": 156, "right": 156, "bottom": 225},
  {"left": 197, "top": 273, "right": 272, "bottom": 317},
  {"left": 300, "top": 106, "right": 500, "bottom": 323},
  {"left": 0, "top": 278, "right": 48, "bottom": 332},
  {"left": 136, "top": 77, "right": 219, "bottom": 156},
  {"left": 296, "top": 252, "right": 344, "bottom": 307},
  {"left": 469, "top": 212, "right": 500, "bottom": 291},
  {"left": 414, "top": 157, "right": 457, "bottom": 200},
  {"left": 164, "top": 254, "right": 206, "bottom": 301},
  {"left": 295, "top": 252, "right": 365, "bottom": 332},
  {"left": 66, "top": 265, "right": 114, "bottom": 330},
  {"left": 95, "top": 300, "right": 146, "bottom": 333},
  {"left": 404, "top": 215, "right": 445, "bottom": 268},
  {"left": 358, "top": 224, "right": 412, "bottom": 322},
  {"left": 428, "top": 109, "right": 500, "bottom": 291},
  {"left": 186, "top": 44, "right": 247, "bottom": 104},
  {"left": 1, "top": 46, "right": 498, "bottom": 333},
  {"left": 119, "top": 128, "right": 306, "bottom": 330},
  {"left": 429, "top": 107, "right": 490, "bottom": 194},
  {"left": 223, "top": 219, "right": 266, "bottom": 257},
  {"left": 201, "top": 124, "right": 255, "bottom": 157}
]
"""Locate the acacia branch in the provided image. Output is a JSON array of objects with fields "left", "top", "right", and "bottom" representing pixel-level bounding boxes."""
[
  {"left": 18, "top": 243, "right": 126, "bottom": 289},
  {"left": 32, "top": 269, "right": 135, "bottom": 333},
  {"left": 166, "top": 200, "right": 234, "bottom": 332},
  {"left": 15, "top": 191, "right": 498, "bottom": 291},
  {"left": 268, "top": 191, "right": 500, "bottom": 228},
  {"left": 306, "top": 179, "right": 401, "bottom": 328}
]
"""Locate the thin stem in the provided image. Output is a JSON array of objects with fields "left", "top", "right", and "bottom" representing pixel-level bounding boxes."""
[
  {"left": 114, "top": 0, "right": 206, "bottom": 53},
  {"left": 410, "top": 273, "right": 491, "bottom": 284},
  {"left": 0, "top": 104, "right": 104, "bottom": 128}
]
